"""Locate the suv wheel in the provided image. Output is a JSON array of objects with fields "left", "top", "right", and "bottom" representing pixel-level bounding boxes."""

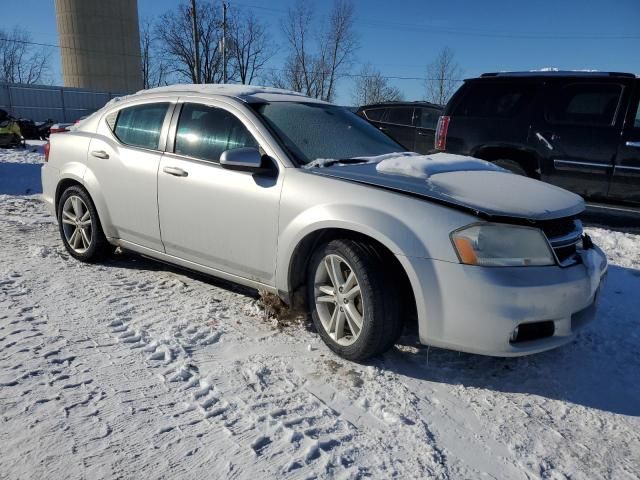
[
  {"left": 493, "top": 159, "right": 528, "bottom": 176},
  {"left": 307, "top": 239, "right": 402, "bottom": 361},
  {"left": 57, "top": 185, "right": 111, "bottom": 262}
]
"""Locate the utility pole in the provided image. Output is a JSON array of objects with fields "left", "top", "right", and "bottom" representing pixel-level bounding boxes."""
[
  {"left": 222, "top": 2, "right": 227, "bottom": 83},
  {"left": 190, "top": 0, "right": 201, "bottom": 84}
]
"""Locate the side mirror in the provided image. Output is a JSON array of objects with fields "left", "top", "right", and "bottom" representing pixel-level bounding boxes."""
[{"left": 220, "top": 147, "right": 262, "bottom": 171}]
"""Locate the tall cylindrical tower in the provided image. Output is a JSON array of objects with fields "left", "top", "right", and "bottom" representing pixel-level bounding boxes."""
[{"left": 55, "top": 0, "right": 143, "bottom": 93}]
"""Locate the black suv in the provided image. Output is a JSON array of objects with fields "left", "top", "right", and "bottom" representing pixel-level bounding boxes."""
[
  {"left": 437, "top": 72, "right": 640, "bottom": 206},
  {"left": 357, "top": 102, "right": 443, "bottom": 154}
]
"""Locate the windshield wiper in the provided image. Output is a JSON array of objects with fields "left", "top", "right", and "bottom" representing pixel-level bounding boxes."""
[{"left": 308, "top": 157, "right": 371, "bottom": 168}]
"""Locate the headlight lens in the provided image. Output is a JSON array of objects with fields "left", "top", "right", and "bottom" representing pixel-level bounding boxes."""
[{"left": 451, "top": 223, "right": 556, "bottom": 267}]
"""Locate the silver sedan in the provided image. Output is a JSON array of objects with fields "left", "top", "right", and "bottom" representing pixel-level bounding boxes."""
[{"left": 41, "top": 85, "right": 607, "bottom": 360}]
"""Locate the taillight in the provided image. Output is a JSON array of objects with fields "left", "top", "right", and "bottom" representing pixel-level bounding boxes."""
[
  {"left": 44, "top": 142, "right": 50, "bottom": 162},
  {"left": 435, "top": 115, "right": 450, "bottom": 151}
]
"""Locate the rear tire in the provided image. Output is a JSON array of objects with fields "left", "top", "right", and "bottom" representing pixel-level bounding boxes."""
[
  {"left": 307, "top": 239, "right": 402, "bottom": 361},
  {"left": 57, "top": 185, "right": 111, "bottom": 263},
  {"left": 492, "top": 159, "right": 528, "bottom": 176}
]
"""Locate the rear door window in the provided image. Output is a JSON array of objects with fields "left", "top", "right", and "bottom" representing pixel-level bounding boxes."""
[
  {"left": 546, "top": 83, "right": 622, "bottom": 126},
  {"left": 453, "top": 82, "right": 536, "bottom": 118},
  {"left": 416, "top": 107, "right": 440, "bottom": 129},
  {"left": 174, "top": 103, "right": 258, "bottom": 162},
  {"left": 387, "top": 106, "right": 414, "bottom": 126},
  {"left": 114, "top": 103, "right": 169, "bottom": 150}
]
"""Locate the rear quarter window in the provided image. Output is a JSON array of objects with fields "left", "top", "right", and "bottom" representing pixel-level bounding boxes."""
[
  {"left": 451, "top": 82, "right": 536, "bottom": 118},
  {"left": 364, "top": 108, "right": 388, "bottom": 122}
]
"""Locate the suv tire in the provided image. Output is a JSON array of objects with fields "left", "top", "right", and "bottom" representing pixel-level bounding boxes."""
[{"left": 492, "top": 159, "right": 528, "bottom": 176}]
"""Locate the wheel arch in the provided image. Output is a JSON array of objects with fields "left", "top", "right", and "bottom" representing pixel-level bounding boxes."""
[
  {"left": 54, "top": 176, "right": 84, "bottom": 219},
  {"left": 283, "top": 227, "right": 418, "bottom": 327},
  {"left": 472, "top": 145, "right": 541, "bottom": 178}
]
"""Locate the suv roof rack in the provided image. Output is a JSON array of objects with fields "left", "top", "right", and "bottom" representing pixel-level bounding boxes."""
[{"left": 480, "top": 71, "right": 636, "bottom": 78}]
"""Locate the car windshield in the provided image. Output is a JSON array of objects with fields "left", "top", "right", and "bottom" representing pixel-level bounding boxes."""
[{"left": 250, "top": 101, "right": 405, "bottom": 165}]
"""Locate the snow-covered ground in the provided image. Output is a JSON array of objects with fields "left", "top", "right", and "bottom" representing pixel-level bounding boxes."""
[{"left": 1, "top": 144, "right": 639, "bottom": 479}]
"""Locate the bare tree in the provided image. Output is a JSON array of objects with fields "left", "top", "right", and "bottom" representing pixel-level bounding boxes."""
[
  {"left": 352, "top": 63, "right": 402, "bottom": 105},
  {"left": 156, "top": 1, "right": 227, "bottom": 84},
  {"left": 228, "top": 9, "right": 273, "bottom": 85},
  {"left": 424, "top": 47, "right": 462, "bottom": 105},
  {"left": 0, "top": 27, "right": 50, "bottom": 84},
  {"left": 279, "top": 0, "right": 316, "bottom": 95},
  {"left": 140, "top": 18, "right": 169, "bottom": 89},
  {"left": 276, "top": 0, "right": 357, "bottom": 101},
  {"left": 316, "top": 0, "right": 357, "bottom": 102}
]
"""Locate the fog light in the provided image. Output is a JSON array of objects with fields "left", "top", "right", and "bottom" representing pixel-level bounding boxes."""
[{"left": 510, "top": 326, "right": 520, "bottom": 343}]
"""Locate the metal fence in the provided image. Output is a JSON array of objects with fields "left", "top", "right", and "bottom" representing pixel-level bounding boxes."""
[{"left": 0, "top": 83, "right": 125, "bottom": 123}]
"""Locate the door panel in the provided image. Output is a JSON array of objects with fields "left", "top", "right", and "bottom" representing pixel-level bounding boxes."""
[
  {"left": 87, "top": 102, "right": 172, "bottom": 250},
  {"left": 157, "top": 102, "right": 282, "bottom": 284},
  {"left": 158, "top": 155, "right": 281, "bottom": 283},
  {"left": 610, "top": 89, "right": 640, "bottom": 204},
  {"left": 535, "top": 82, "right": 626, "bottom": 199}
]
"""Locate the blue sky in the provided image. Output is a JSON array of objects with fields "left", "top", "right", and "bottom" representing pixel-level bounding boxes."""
[{"left": 2, "top": 0, "right": 639, "bottom": 104}]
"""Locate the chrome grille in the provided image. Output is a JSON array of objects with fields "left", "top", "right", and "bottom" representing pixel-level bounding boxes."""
[{"left": 544, "top": 219, "right": 583, "bottom": 266}]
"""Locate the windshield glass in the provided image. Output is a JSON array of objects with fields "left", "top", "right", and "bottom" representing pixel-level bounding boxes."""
[{"left": 251, "top": 102, "right": 405, "bottom": 165}]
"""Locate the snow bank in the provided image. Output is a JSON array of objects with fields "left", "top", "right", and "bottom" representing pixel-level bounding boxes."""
[{"left": 375, "top": 152, "right": 505, "bottom": 179}]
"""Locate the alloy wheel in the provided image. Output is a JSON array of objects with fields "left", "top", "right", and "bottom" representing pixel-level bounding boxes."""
[
  {"left": 61, "top": 195, "right": 92, "bottom": 254},
  {"left": 314, "top": 254, "right": 364, "bottom": 346}
]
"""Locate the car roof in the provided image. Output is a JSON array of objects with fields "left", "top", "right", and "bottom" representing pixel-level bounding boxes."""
[
  {"left": 476, "top": 71, "right": 636, "bottom": 80},
  {"left": 109, "top": 84, "right": 330, "bottom": 105},
  {"left": 358, "top": 101, "right": 443, "bottom": 110}
]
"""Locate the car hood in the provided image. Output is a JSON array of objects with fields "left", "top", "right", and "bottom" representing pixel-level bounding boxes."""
[{"left": 304, "top": 154, "right": 584, "bottom": 221}]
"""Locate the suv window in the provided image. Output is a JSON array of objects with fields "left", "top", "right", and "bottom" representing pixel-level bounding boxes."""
[
  {"left": 364, "top": 108, "right": 388, "bottom": 122},
  {"left": 114, "top": 103, "right": 169, "bottom": 149},
  {"left": 174, "top": 103, "right": 258, "bottom": 162},
  {"left": 387, "top": 107, "right": 414, "bottom": 126},
  {"left": 453, "top": 82, "right": 535, "bottom": 118},
  {"left": 547, "top": 83, "right": 622, "bottom": 126},
  {"left": 416, "top": 107, "right": 440, "bottom": 129},
  {"left": 633, "top": 97, "right": 640, "bottom": 129}
]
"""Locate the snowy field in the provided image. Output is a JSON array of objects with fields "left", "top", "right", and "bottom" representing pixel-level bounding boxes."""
[{"left": 1, "top": 143, "right": 639, "bottom": 479}]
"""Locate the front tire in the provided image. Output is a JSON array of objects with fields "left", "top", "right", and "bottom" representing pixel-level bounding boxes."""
[
  {"left": 57, "top": 185, "right": 110, "bottom": 262},
  {"left": 307, "top": 239, "right": 402, "bottom": 361}
]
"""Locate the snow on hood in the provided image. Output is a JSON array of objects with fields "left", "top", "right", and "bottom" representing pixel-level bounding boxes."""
[
  {"left": 305, "top": 158, "right": 584, "bottom": 221},
  {"left": 304, "top": 152, "right": 417, "bottom": 169},
  {"left": 375, "top": 153, "right": 505, "bottom": 179}
]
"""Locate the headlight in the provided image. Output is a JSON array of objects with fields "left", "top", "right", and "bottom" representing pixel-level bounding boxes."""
[{"left": 451, "top": 223, "right": 555, "bottom": 267}]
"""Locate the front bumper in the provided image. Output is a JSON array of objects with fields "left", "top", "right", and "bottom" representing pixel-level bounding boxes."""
[{"left": 403, "top": 245, "right": 607, "bottom": 356}]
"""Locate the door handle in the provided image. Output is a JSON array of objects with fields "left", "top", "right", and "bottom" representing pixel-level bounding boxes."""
[
  {"left": 626, "top": 141, "right": 640, "bottom": 148},
  {"left": 90, "top": 150, "right": 109, "bottom": 159},
  {"left": 417, "top": 130, "right": 432, "bottom": 136},
  {"left": 163, "top": 166, "right": 188, "bottom": 177},
  {"left": 378, "top": 126, "right": 388, "bottom": 132}
]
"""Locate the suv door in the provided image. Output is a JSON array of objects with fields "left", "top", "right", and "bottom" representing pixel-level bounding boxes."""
[
  {"left": 382, "top": 106, "right": 416, "bottom": 150},
  {"left": 609, "top": 84, "right": 640, "bottom": 204},
  {"left": 414, "top": 107, "right": 440, "bottom": 153},
  {"left": 535, "top": 81, "right": 626, "bottom": 199},
  {"left": 88, "top": 101, "right": 173, "bottom": 251},
  {"left": 157, "top": 101, "right": 282, "bottom": 285}
]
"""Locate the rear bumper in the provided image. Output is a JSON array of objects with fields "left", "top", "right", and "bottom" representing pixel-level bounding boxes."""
[
  {"left": 404, "top": 246, "right": 607, "bottom": 356},
  {"left": 41, "top": 163, "right": 57, "bottom": 217}
]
